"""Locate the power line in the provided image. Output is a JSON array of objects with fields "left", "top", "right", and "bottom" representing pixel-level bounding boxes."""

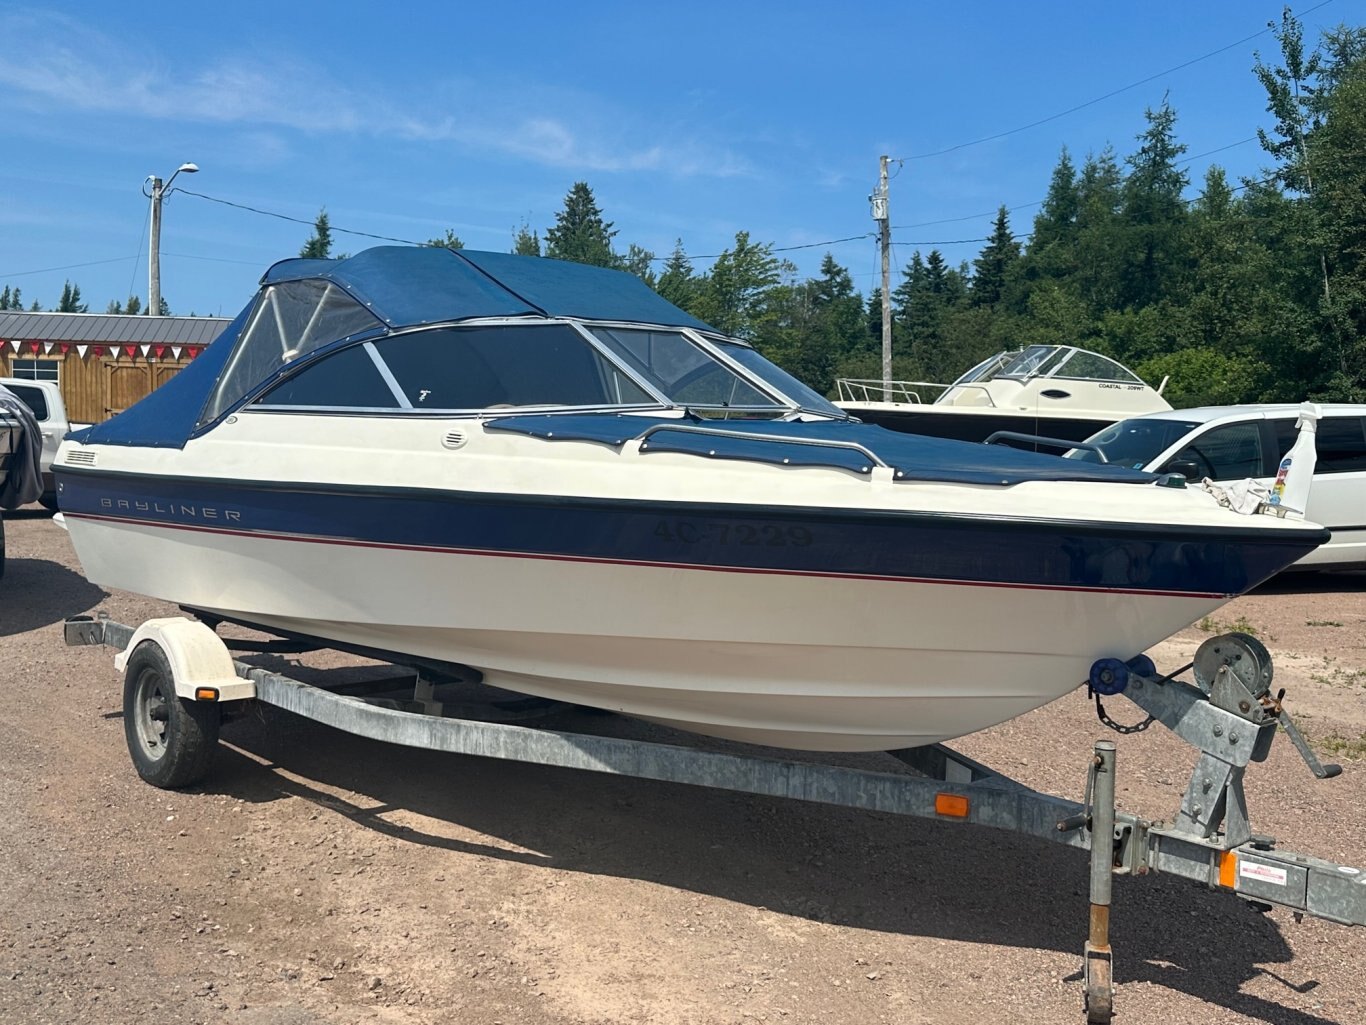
[
  {"left": 176, "top": 188, "right": 428, "bottom": 246},
  {"left": 0, "top": 255, "right": 138, "bottom": 279},
  {"left": 897, "top": 1, "right": 1334, "bottom": 161}
]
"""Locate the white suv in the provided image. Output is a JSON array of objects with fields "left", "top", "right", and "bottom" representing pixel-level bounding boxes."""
[{"left": 1067, "top": 404, "right": 1366, "bottom": 570}]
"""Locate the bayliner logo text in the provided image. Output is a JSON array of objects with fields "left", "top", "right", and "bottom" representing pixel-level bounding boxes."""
[{"left": 100, "top": 498, "right": 242, "bottom": 522}]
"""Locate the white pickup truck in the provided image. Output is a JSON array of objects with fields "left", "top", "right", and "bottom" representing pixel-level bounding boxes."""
[{"left": 0, "top": 378, "right": 91, "bottom": 510}]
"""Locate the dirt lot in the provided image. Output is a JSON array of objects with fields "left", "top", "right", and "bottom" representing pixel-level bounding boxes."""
[{"left": 2, "top": 507, "right": 1364, "bottom": 1025}]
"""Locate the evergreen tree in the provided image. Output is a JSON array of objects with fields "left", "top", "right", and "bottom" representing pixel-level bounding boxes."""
[
  {"left": 544, "top": 182, "right": 618, "bottom": 267},
  {"left": 57, "top": 280, "right": 88, "bottom": 313},
  {"left": 656, "top": 241, "right": 698, "bottom": 310},
  {"left": 107, "top": 299, "right": 123, "bottom": 314},
  {"left": 692, "top": 232, "right": 780, "bottom": 339},
  {"left": 1254, "top": 8, "right": 1324, "bottom": 195},
  {"left": 299, "top": 209, "right": 333, "bottom": 259},
  {"left": 1311, "top": 54, "right": 1366, "bottom": 397},
  {"left": 1072, "top": 147, "right": 1126, "bottom": 314},
  {"left": 620, "top": 243, "right": 656, "bottom": 287},
  {"left": 971, "top": 207, "right": 1021, "bottom": 308},
  {"left": 1120, "top": 100, "right": 1190, "bottom": 310},
  {"left": 780, "top": 253, "right": 867, "bottom": 393},
  {"left": 0, "top": 286, "right": 11, "bottom": 310},
  {"left": 125, "top": 295, "right": 142, "bottom": 316},
  {"left": 1031, "top": 148, "right": 1079, "bottom": 252},
  {"left": 512, "top": 223, "right": 541, "bottom": 257},
  {"left": 424, "top": 229, "right": 465, "bottom": 249},
  {"left": 158, "top": 296, "right": 170, "bottom": 316}
]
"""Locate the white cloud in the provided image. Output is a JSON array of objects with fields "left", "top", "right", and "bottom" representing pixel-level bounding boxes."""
[{"left": 0, "top": 11, "right": 753, "bottom": 179}]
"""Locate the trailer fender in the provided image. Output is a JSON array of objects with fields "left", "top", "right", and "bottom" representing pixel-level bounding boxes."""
[{"left": 112, "top": 617, "right": 254, "bottom": 702}]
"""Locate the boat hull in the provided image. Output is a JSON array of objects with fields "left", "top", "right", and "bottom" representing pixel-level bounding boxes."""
[{"left": 65, "top": 505, "right": 1237, "bottom": 751}]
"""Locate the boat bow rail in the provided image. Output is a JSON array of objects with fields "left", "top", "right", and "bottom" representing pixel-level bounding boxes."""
[{"left": 65, "top": 613, "right": 1364, "bottom": 1024}]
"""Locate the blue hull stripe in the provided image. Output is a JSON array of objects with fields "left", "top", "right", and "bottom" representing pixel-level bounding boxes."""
[{"left": 56, "top": 470, "right": 1327, "bottom": 598}]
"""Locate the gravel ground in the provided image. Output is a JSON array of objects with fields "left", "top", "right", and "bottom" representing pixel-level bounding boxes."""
[{"left": 1, "top": 507, "right": 1364, "bottom": 1025}]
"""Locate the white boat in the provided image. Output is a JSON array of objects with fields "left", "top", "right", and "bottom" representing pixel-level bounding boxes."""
[
  {"left": 836, "top": 345, "right": 1172, "bottom": 445},
  {"left": 54, "top": 248, "right": 1327, "bottom": 751}
]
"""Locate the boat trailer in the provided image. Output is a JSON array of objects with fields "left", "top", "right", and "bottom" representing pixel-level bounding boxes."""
[{"left": 65, "top": 613, "right": 1365, "bottom": 1024}]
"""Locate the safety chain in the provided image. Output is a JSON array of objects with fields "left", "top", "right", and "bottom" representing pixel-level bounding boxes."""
[
  {"left": 1092, "top": 692, "right": 1155, "bottom": 734},
  {"left": 1089, "top": 659, "right": 1195, "bottom": 735}
]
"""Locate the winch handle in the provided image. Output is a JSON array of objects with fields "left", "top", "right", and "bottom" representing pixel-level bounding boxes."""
[{"left": 1275, "top": 704, "right": 1343, "bottom": 779}]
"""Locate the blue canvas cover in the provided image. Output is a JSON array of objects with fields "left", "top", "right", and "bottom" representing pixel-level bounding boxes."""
[
  {"left": 484, "top": 413, "right": 1161, "bottom": 486},
  {"left": 70, "top": 247, "right": 717, "bottom": 449},
  {"left": 264, "top": 246, "right": 714, "bottom": 332},
  {"left": 69, "top": 302, "right": 252, "bottom": 449}
]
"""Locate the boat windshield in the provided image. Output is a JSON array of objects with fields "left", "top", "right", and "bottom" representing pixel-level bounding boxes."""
[
  {"left": 587, "top": 326, "right": 792, "bottom": 416},
  {"left": 997, "top": 345, "right": 1071, "bottom": 380},
  {"left": 1064, "top": 417, "right": 1203, "bottom": 468},
  {"left": 995, "top": 345, "right": 1144, "bottom": 384},
  {"left": 708, "top": 339, "right": 846, "bottom": 417},
  {"left": 945, "top": 350, "right": 1019, "bottom": 388}
]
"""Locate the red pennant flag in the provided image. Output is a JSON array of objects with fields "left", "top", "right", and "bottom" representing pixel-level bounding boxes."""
[
  {"left": 59, "top": 342, "right": 71, "bottom": 355},
  {"left": 92, "top": 345, "right": 106, "bottom": 358},
  {"left": 187, "top": 346, "right": 201, "bottom": 359},
  {"left": 153, "top": 345, "right": 167, "bottom": 359},
  {"left": 26, "top": 339, "right": 41, "bottom": 353},
  {"left": 122, "top": 344, "right": 137, "bottom": 359}
]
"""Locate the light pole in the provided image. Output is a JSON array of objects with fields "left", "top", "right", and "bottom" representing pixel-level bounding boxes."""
[{"left": 144, "top": 162, "right": 199, "bottom": 316}]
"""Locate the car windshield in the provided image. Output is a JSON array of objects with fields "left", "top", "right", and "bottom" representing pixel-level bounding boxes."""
[{"left": 1064, "top": 417, "right": 1204, "bottom": 468}]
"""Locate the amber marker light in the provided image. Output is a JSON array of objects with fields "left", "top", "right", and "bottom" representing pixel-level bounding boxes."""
[
  {"left": 934, "top": 793, "right": 970, "bottom": 819},
  {"left": 194, "top": 687, "right": 220, "bottom": 702},
  {"left": 1219, "top": 851, "right": 1238, "bottom": 889}
]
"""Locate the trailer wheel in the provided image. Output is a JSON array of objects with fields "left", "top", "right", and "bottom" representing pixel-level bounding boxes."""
[{"left": 123, "top": 641, "right": 221, "bottom": 788}]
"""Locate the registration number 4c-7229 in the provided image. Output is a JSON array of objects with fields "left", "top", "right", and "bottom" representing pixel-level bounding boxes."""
[{"left": 653, "top": 521, "right": 814, "bottom": 546}]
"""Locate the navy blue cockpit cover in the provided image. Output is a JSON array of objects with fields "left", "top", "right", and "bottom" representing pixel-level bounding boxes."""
[
  {"left": 263, "top": 246, "right": 715, "bottom": 332},
  {"left": 484, "top": 414, "right": 1161, "bottom": 487},
  {"left": 69, "top": 302, "right": 252, "bottom": 449},
  {"left": 70, "top": 246, "right": 717, "bottom": 449}
]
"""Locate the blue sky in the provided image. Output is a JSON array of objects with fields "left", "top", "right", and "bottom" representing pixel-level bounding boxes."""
[{"left": 1, "top": 0, "right": 1361, "bottom": 318}]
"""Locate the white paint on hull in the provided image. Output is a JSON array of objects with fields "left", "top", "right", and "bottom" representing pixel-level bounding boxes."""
[{"left": 66, "top": 516, "right": 1224, "bottom": 751}]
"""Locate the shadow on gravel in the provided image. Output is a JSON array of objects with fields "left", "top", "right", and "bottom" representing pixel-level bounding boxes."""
[
  {"left": 192, "top": 706, "right": 1342, "bottom": 1025},
  {"left": 0, "top": 557, "right": 107, "bottom": 636}
]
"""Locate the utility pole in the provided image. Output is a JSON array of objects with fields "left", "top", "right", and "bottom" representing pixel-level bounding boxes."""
[
  {"left": 148, "top": 175, "right": 164, "bottom": 319},
  {"left": 871, "top": 155, "right": 892, "bottom": 391},
  {"left": 144, "top": 162, "right": 199, "bottom": 317}
]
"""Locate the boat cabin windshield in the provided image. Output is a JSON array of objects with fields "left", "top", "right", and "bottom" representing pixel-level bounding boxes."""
[
  {"left": 996, "top": 345, "right": 1143, "bottom": 384},
  {"left": 220, "top": 276, "right": 825, "bottom": 420}
]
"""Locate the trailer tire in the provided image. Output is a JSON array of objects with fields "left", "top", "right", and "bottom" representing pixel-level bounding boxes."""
[{"left": 123, "top": 641, "right": 221, "bottom": 788}]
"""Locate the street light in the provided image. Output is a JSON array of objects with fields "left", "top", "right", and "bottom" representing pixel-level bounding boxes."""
[{"left": 144, "top": 162, "right": 199, "bottom": 316}]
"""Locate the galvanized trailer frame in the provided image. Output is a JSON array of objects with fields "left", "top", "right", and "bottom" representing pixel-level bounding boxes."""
[{"left": 65, "top": 613, "right": 1365, "bottom": 1024}]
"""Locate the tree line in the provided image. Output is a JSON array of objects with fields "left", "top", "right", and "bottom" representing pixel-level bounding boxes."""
[
  {"left": 387, "top": 11, "right": 1364, "bottom": 406},
  {"left": 10, "top": 11, "right": 1361, "bottom": 407}
]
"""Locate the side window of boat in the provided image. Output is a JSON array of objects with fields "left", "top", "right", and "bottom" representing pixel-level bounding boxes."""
[
  {"left": 372, "top": 324, "right": 653, "bottom": 409},
  {"left": 1272, "top": 415, "right": 1366, "bottom": 473},
  {"left": 202, "top": 280, "right": 382, "bottom": 424},
  {"left": 1161, "top": 422, "right": 1264, "bottom": 480},
  {"left": 256, "top": 344, "right": 400, "bottom": 409}
]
